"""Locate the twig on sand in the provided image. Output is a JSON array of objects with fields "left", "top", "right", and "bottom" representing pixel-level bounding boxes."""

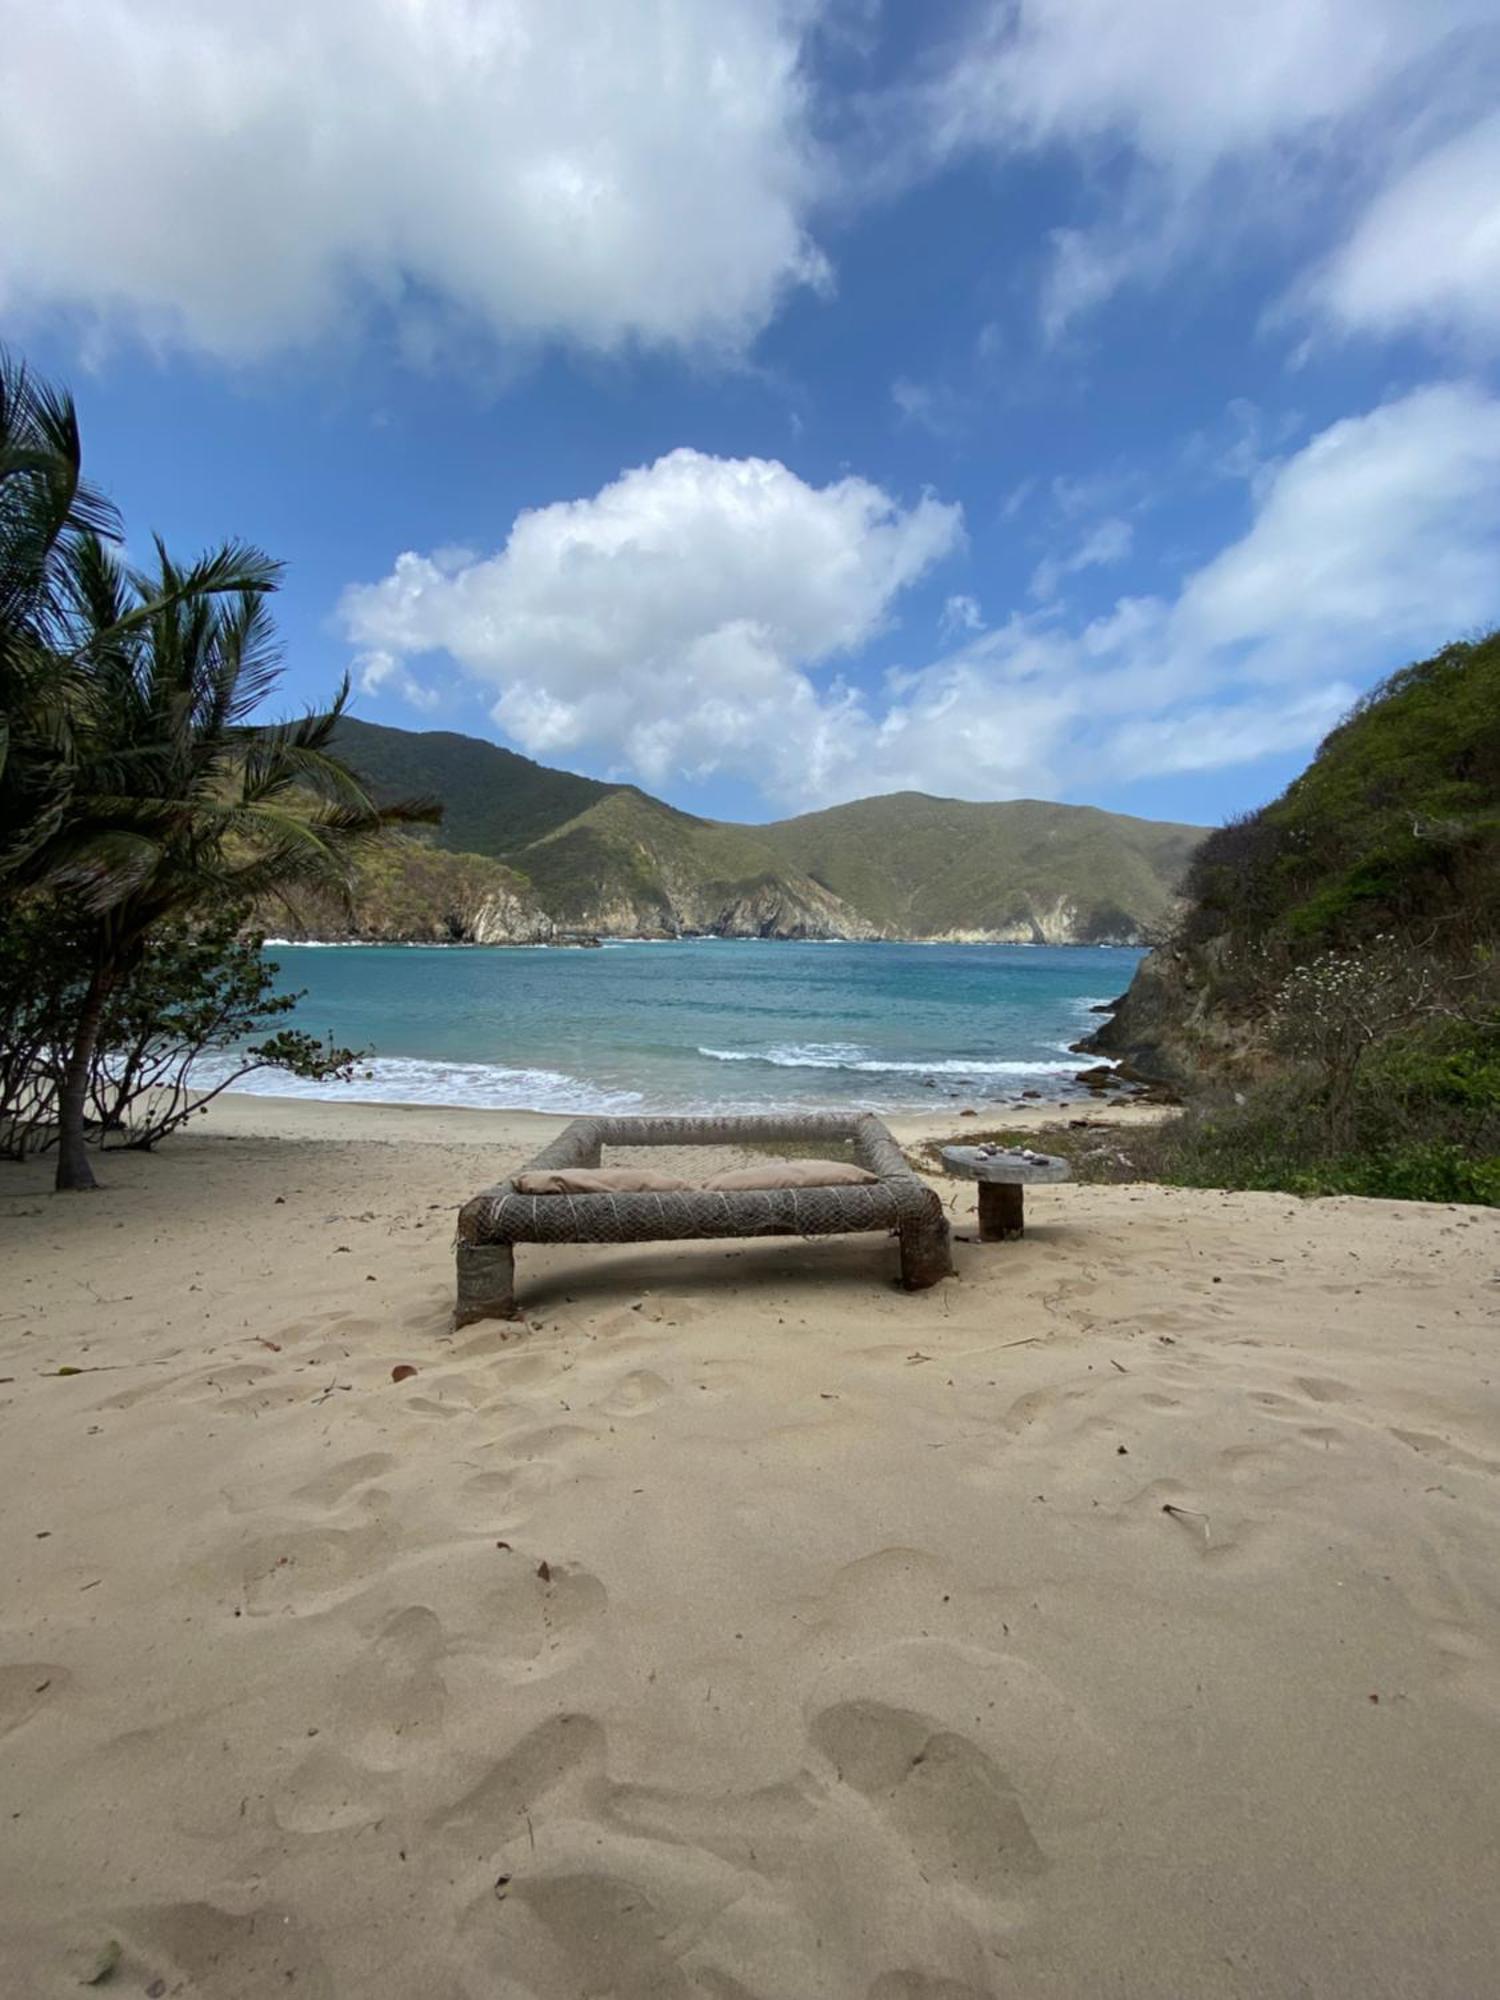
[
  {"left": 1162, "top": 1503, "right": 1211, "bottom": 1544},
  {"left": 41, "top": 1360, "right": 170, "bottom": 1376},
  {"left": 312, "top": 1372, "right": 343, "bottom": 1405}
]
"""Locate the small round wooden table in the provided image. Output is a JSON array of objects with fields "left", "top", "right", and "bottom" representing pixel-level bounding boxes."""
[{"left": 938, "top": 1145, "right": 1071, "bottom": 1241}]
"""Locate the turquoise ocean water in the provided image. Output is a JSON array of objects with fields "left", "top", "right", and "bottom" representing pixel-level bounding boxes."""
[{"left": 220, "top": 939, "right": 1141, "bottom": 1114}]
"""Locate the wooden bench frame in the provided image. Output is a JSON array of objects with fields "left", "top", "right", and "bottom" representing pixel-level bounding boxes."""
[{"left": 455, "top": 1111, "right": 953, "bottom": 1325}]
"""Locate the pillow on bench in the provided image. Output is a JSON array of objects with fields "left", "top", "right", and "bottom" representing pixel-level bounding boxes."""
[
  {"left": 704, "top": 1159, "right": 879, "bottom": 1192},
  {"left": 515, "top": 1168, "right": 694, "bottom": 1195}
]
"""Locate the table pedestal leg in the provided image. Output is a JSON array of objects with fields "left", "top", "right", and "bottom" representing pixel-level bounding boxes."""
[{"left": 978, "top": 1181, "right": 1024, "bottom": 1242}]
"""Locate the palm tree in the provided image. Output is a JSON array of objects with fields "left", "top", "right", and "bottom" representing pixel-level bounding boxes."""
[
  {"left": 1, "top": 350, "right": 119, "bottom": 884},
  {"left": 33, "top": 538, "right": 437, "bottom": 1189},
  {"left": 1, "top": 348, "right": 278, "bottom": 889}
]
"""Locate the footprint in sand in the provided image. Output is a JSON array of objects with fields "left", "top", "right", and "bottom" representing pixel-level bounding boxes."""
[
  {"left": 474, "top": 1558, "right": 609, "bottom": 1680},
  {"left": 203, "top": 1521, "right": 390, "bottom": 1616},
  {"left": 493, "top": 1419, "right": 600, "bottom": 1462},
  {"left": 596, "top": 1368, "right": 672, "bottom": 1417},
  {"left": 460, "top": 1452, "right": 562, "bottom": 1514},
  {"left": 464, "top": 1870, "right": 698, "bottom": 2000},
  {"left": 1295, "top": 1375, "right": 1356, "bottom": 1405},
  {"left": 102, "top": 1899, "right": 333, "bottom": 2000},
  {"left": 289, "top": 1451, "right": 398, "bottom": 1512},
  {"left": 273, "top": 1604, "right": 449, "bottom": 1829},
  {"left": 436, "top": 1709, "right": 607, "bottom": 1839},
  {"left": 404, "top": 1391, "right": 472, "bottom": 1420},
  {"left": 272, "top": 1745, "right": 384, "bottom": 1834},
  {"left": 341, "top": 1603, "right": 449, "bottom": 1768},
  {"left": 810, "top": 1700, "right": 1044, "bottom": 1901}
]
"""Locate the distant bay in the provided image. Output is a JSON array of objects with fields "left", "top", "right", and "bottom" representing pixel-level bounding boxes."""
[{"left": 216, "top": 939, "right": 1142, "bottom": 1115}]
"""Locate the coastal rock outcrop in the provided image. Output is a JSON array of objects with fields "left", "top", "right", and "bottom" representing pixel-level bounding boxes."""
[
  {"left": 470, "top": 885, "right": 557, "bottom": 945},
  {"left": 517, "top": 869, "right": 882, "bottom": 941},
  {"left": 927, "top": 894, "right": 1152, "bottom": 946},
  {"left": 1082, "top": 937, "right": 1263, "bottom": 1085}
]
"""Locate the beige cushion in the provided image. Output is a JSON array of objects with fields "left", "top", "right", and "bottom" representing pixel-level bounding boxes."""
[
  {"left": 515, "top": 1167, "right": 693, "bottom": 1195},
  {"left": 704, "top": 1159, "right": 879, "bottom": 1192}
]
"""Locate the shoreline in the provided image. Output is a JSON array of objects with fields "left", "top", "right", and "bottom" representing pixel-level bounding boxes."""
[
  {"left": 263, "top": 933, "right": 1153, "bottom": 949},
  {"left": 197, "top": 1086, "right": 1163, "bottom": 1149}
]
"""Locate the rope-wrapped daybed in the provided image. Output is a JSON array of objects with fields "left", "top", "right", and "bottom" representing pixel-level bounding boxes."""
[{"left": 455, "top": 1111, "right": 953, "bottom": 1325}]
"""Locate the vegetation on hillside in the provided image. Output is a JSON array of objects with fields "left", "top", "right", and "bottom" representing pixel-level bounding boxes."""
[
  {"left": 513, "top": 788, "right": 877, "bottom": 935},
  {"left": 0, "top": 350, "right": 432, "bottom": 1185},
  {"left": 332, "top": 716, "right": 614, "bottom": 856},
  {"left": 1094, "top": 633, "right": 1500, "bottom": 1205},
  {"left": 762, "top": 791, "right": 1200, "bottom": 940},
  {"left": 1180, "top": 633, "right": 1500, "bottom": 953},
  {"left": 266, "top": 834, "right": 530, "bottom": 942},
  {"left": 329, "top": 720, "right": 1202, "bottom": 941}
]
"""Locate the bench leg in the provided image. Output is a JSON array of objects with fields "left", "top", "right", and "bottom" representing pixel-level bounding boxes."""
[
  {"left": 978, "top": 1182, "right": 1024, "bottom": 1241},
  {"left": 898, "top": 1205, "right": 954, "bottom": 1289},
  {"left": 455, "top": 1242, "right": 519, "bottom": 1327}
]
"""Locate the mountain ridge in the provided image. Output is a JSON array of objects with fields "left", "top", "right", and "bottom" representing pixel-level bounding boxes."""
[{"left": 305, "top": 716, "right": 1204, "bottom": 945}]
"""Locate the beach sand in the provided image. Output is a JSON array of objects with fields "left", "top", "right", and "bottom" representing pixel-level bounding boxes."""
[{"left": 3, "top": 1095, "right": 1499, "bottom": 1997}]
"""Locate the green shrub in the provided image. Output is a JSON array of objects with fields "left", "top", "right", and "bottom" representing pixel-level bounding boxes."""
[
  {"left": 1143, "top": 1047, "right": 1500, "bottom": 1207},
  {"left": 0, "top": 899, "right": 362, "bottom": 1159}
]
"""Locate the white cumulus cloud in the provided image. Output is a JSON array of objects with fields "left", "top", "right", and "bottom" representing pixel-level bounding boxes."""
[
  {"left": 343, "top": 383, "right": 1500, "bottom": 809},
  {"left": 0, "top": 0, "right": 827, "bottom": 361},
  {"left": 341, "top": 448, "right": 964, "bottom": 791}
]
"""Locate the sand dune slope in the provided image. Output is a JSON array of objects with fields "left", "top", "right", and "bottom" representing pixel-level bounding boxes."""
[{"left": 2, "top": 1116, "right": 1499, "bottom": 1997}]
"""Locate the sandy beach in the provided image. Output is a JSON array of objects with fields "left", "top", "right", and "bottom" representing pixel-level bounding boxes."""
[{"left": 3, "top": 1094, "right": 1500, "bottom": 1998}]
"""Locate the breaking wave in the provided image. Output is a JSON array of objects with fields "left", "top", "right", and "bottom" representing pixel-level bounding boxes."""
[
  {"left": 698, "top": 1043, "right": 1078, "bottom": 1076},
  {"left": 197, "top": 1053, "right": 644, "bottom": 1115}
]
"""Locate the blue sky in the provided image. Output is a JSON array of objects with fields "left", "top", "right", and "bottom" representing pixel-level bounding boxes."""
[{"left": 5, "top": 0, "right": 1500, "bottom": 830}]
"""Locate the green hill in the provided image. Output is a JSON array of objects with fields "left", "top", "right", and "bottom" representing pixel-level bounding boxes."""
[
  {"left": 325, "top": 717, "right": 1203, "bottom": 942},
  {"left": 1088, "top": 632, "right": 1500, "bottom": 1204},
  {"left": 513, "top": 789, "right": 882, "bottom": 938},
  {"left": 333, "top": 716, "right": 617, "bottom": 856},
  {"left": 1097, "top": 629, "right": 1500, "bottom": 1075},
  {"left": 1175, "top": 633, "right": 1500, "bottom": 953},
  {"left": 761, "top": 792, "right": 1201, "bottom": 942},
  {"left": 261, "top": 836, "right": 544, "bottom": 945}
]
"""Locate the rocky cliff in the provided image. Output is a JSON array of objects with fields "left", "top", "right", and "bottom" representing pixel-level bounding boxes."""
[
  {"left": 1083, "top": 939, "right": 1260, "bottom": 1085},
  {"left": 266, "top": 835, "right": 876, "bottom": 945}
]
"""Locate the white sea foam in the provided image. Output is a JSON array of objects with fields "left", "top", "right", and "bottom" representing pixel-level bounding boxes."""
[
  {"left": 698, "top": 1043, "right": 1077, "bottom": 1076},
  {"left": 198, "top": 1053, "right": 644, "bottom": 1115}
]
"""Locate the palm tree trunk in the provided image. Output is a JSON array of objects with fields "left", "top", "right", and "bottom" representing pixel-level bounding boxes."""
[{"left": 54, "top": 964, "right": 111, "bottom": 1191}]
